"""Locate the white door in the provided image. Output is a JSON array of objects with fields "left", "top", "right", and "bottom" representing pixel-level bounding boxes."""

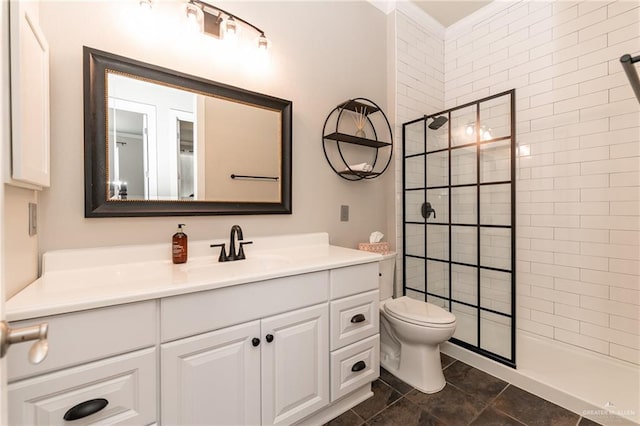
[
  {"left": 161, "top": 320, "right": 261, "bottom": 425},
  {"left": 261, "top": 304, "right": 329, "bottom": 425},
  {"left": 108, "top": 98, "right": 157, "bottom": 199},
  {"left": 1, "top": 1, "right": 10, "bottom": 422}
]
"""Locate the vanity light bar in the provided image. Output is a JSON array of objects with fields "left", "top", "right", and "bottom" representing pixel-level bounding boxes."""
[{"left": 186, "top": 0, "right": 269, "bottom": 49}]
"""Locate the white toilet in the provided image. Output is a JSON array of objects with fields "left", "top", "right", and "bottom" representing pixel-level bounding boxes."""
[{"left": 378, "top": 252, "right": 456, "bottom": 394}]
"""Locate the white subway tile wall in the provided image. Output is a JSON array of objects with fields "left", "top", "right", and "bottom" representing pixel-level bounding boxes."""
[
  {"left": 395, "top": 10, "right": 446, "bottom": 297},
  {"left": 396, "top": 0, "right": 640, "bottom": 365}
]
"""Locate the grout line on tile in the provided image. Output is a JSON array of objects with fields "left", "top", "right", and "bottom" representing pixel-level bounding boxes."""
[
  {"left": 365, "top": 396, "right": 407, "bottom": 422},
  {"left": 350, "top": 408, "right": 366, "bottom": 425},
  {"left": 442, "top": 358, "right": 457, "bottom": 370},
  {"left": 491, "top": 405, "right": 528, "bottom": 426}
]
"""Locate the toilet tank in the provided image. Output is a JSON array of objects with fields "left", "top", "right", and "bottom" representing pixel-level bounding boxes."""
[{"left": 379, "top": 252, "right": 396, "bottom": 300}]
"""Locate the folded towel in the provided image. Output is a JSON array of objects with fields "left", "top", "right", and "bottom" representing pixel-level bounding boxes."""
[{"left": 345, "top": 163, "right": 373, "bottom": 172}]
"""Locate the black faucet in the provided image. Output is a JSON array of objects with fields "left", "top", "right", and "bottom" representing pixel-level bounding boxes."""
[{"left": 211, "top": 225, "right": 252, "bottom": 262}]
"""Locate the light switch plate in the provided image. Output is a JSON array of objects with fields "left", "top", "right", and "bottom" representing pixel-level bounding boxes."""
[
  {"left": 340, "top": 205, "right": 349, "bottom": 222},
  {"left": 28, "top": 202, "right": 37, "bottom": 236}
]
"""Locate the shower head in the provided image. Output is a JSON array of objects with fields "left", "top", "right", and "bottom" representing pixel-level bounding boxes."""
[{"left": 428, "top": 116, "right": 448, "bottom": 130}]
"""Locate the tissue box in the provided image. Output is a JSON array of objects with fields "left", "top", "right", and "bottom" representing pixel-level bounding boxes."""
[{"left": 358, "top": 242, "right": 390, "bottom": 254}]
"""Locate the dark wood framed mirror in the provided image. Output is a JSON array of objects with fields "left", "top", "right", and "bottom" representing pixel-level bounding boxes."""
[{"left": 84, "top": 46, "right": 292, "bottom": 217}]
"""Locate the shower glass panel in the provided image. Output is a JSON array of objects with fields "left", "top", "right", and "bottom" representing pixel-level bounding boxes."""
[
  {"left": 480, "top": 141, "right": 511, "bottom": 183},
  {"left": 426, "top": 151, "right": 448, "bottom": 187},
  {"left": 452, "top": 187, "right": 476, "bottom": 224},
  {"left": 427, "top": 119, "right": 449, "bottom": 152},
  {"left": 427, "top": 260, "right": 449, "bottom": 299},
  {"left": 451, "top": 146, "right": 476, "bottom": 186},
  {"left": 427, "top": 224, "right": 449, "bottom": 261},
  {"left": 402, "top": 90, "right": 516, "bottom": 367},
  {"left": 451, "top": 105, "right": 477, "bottom": 147},
  {"left": 452, "top": 226, "right": 477, "bottom": 265},
  {"left": 405, "top": 156, "right": 425, "bottom": 189},
  {"left": 405, "top": 120, "right": 425, "bottom": 156},
  {"left": 452, "top": 302, "right": 478, "bottom": 346},
  {"left": 405, "top": 223, "right": 425, "bottom": 257},
  {"left": 452, "top": 264, "right": 477, "bottom": 305},
  {"left": 405, "top": 257, "right": 426, "bottom": 293},
  {"left": 480, "top": 184, "right": 510, "bottom": 225}
]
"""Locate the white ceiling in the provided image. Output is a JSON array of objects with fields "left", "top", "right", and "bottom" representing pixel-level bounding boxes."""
[{"left": 411, "top": 1, "right": 493, "bottom": 27}]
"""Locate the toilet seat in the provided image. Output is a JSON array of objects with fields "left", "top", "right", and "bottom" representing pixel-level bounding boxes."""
[{"left": 384, "top": 296, "right": 456, "bottom": 328}]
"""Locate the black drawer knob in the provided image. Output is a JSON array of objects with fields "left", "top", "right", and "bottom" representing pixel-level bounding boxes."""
[
  {"left": 351, "top": 361, "right": 366, "bottom": 372},
  {"left": 266, "top": 334, "right": 274, "bottom": 343},
  {"left": 252, "top": 338, "right": 260, "bottom": 347},
  {"left": 350, "top": 314, "right": 366, "bottom": 323},
  {"left": 63, "top": 398, "right": 109, "bottom": 421}
]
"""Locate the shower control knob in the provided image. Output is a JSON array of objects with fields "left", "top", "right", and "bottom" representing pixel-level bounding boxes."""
[
  {"left": 252, "top": 338, "right": 260, "bottom": 347},
  {"left": 265, "top": 334, "right": 274, "bottom": 343},
  {"left": 0, "top": 320, "right": 49, "bottom": 364}
]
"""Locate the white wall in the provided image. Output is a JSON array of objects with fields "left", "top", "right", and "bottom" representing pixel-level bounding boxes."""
[
  {"left": 393, "top": 5, "right": 446, "bottom": 298},
  {"left": 445, "top": 0, "right": 639, "bottom": 366},
  {"left": 1, "top": 1, "right": 39, "bottom": 299},
  {"left": 36, "top": 1, "right": 394, "bottom": 258},
  {"left": 395, "top": 0, "right": 639, "bottom": 367},
  {"left": 393, "top": 0, "right": 639, "bottom": 419}
]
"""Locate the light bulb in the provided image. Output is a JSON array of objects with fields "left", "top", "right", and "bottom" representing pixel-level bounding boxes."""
[
  {"left": 185, "top": 4, "right": 201, "bottom": 32},
  {"left": 257, "top": 34, "right": 269, "bottom": 51},
  {"left": 139, "top": 0, "right": 153, "bottom": 10},
  {"left": 465, "top": 124, "right": 474, "bottom": 136},
  {"left": 225, "top": 17, "right": 239, "bottom": 42}
]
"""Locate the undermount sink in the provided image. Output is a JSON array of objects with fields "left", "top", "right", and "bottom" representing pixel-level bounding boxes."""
[{"left": 181, "top": 253, "right": 292, "bottom": 273}]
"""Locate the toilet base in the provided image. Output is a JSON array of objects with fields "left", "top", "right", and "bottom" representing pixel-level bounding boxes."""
[{"left": 380, "top": 342, "right": 446, "bottom": 394}]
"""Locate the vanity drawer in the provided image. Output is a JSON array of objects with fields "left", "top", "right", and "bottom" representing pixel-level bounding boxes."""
[
  {"left": 8, "top": 301, "right": 156, "bottom": 382},
  {"left": 330, "top": 262, "right": 379, "bottom": 299},
  {"left": 8, "top": 348, "right": 157, "bottom": 425},
  {"left": 330, "top": 335, "right": 380, "bottom": 402},
  {"left": 330, "top": 290, "right": 379, "bottom": 351},
  {"left": 161, "top": 271, "right": 328, "bottom": 342}
]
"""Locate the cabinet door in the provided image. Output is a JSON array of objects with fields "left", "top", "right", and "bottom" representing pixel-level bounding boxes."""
[
  {"left": 261, "top": 304, "right": 329, "bottom": 425},
  {"left": 161, "top": 320, "right": 261, "bottom": 426},
  {"left": 9, "top": 0, "right": 50, "bottom": 188}
]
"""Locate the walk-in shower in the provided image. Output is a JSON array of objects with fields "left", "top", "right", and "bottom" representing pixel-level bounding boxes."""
[{"left": 402, "top": 90, "right": 516, "bottom": 367}]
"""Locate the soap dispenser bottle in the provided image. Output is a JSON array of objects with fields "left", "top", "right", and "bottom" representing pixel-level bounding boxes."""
[{"left": 172, "top": 224, "right": 188, "bottom": 264}]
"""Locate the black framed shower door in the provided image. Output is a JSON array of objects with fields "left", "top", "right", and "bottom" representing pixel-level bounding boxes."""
[{"left": 402, "top": 89, "right": 516, "bottom": 368}]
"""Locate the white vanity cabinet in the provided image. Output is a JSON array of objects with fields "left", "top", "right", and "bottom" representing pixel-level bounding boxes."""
[
  {"left": 261, "top": 304, "right": 329, "bottom": 425},
  {"left": 5, "top": 235, "right": 383, "bottom": 425},
  {"left": 161, "top": 304, "right": 329, "bottom": 426},
  {"left": 328, "top": 264, "right": 380, "bottom": 403},
  {"left": 7, "top": 302, "right": 158, "bottom": 425},
  {"left": 161, "top": 320, "right": 262, "bottom": 425},
  {"left": 160, "top": 273, "right": 330, "bottom": 426}
]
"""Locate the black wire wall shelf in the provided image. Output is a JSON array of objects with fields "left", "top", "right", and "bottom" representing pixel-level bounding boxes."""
[{"left": 322, "top": 98, "right": 393, "bottom": 181}]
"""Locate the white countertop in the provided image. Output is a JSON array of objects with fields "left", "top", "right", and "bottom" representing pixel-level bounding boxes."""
[{"left": 7, "top": 233, "right": 384, "bottom": 322}]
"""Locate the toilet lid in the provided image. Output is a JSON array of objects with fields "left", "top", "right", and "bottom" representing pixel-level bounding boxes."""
[{"left": 384, "top": 296, "right": 456, "bottom": 326}]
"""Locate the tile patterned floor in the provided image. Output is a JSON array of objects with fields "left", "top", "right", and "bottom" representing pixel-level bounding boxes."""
[{"left": 325, "top": 354, "right": 602, "bottom": 426}]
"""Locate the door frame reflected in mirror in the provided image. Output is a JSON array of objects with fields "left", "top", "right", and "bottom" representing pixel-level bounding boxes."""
[{"left": 84, "top": 46, "right": 292, "bottom": 217}]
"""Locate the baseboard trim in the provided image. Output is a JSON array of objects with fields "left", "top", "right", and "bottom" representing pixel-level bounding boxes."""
[
  {"left": 441, "top": 332, "right": 639, "bottom": 425},
  {"left": 296, "top": 384, "right": 373, "bottom": 426}
]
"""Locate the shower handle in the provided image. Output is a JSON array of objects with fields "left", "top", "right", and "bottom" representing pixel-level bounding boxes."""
[{"left": 421, "top": 202, "right": 436, "bottom": 219}]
